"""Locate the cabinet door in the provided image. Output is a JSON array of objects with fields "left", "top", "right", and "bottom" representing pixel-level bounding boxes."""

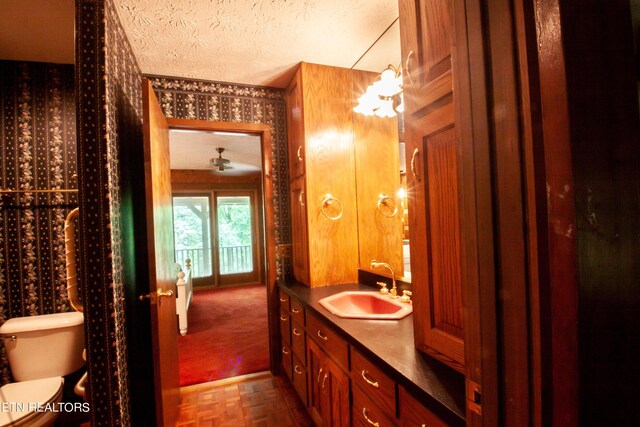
[
  {"left": 399, "top": 0, "right": 465, "bottom": 372},
  {"left": 308, "top": 339, "right": 326, "bottom": 425},
  {"left": 308, "top": 339, "right": 350, "bottom": 427},
  {"left": 287, "top": 69, "right": 305, "bottom": 179},
  {"left": 290, "top": 176, "right": 310, "bottom": 284},
  {"left": 325, "top": 356, "right": 350, "bottom": 427}
]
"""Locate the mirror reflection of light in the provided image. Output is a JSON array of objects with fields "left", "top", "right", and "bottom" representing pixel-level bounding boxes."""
[{"left": 397, "top": 187, "right": 407, "bottom": 199}]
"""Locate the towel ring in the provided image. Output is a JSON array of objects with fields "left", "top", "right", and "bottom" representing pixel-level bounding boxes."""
[
  {"left": 377, "top": 194, "right": 398, "bottom": 218},
  {"left": 321, "top": 194, "right": 343, "bottom": 221}
]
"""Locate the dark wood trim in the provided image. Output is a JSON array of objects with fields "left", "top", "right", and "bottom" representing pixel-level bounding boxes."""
[
  {"left": 165, "top": 119, "right": 279, "bottom": 374},
  {"left": 452, "top": 0, "right": 499, "bottom": 425}
]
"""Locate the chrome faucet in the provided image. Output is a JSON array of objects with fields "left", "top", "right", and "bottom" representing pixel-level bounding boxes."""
[{"left": 370, "top": 260, "right": 398, "bottom": 297}]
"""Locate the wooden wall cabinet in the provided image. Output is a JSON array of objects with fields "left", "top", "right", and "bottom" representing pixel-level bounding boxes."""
[
  {"left": 399, "top": 0, "right": 490, "bottom": 423},
  {"left": 286, "top": 62, "right": 359, "bottom": 287},
  {"left": 399, "top": 0, "right": 465, "bottom": 373}
]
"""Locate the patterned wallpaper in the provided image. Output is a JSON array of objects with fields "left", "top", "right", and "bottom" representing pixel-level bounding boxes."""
[
  {"left": 0, "top": 61, "right": 78, "bottom": 383},
  {"left": 76, "top": 0, "right": 137, "bottom": 424},
  {"left": 76, "top": 0, "right": 295, "bottom": 424},
  {"left": 147, "top": 75, "right": 292, "bottom": 277}
]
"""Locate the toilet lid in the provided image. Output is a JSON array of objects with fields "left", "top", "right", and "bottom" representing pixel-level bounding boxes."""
[{"left": 0, "top": 377, "right": 63, "bottom": 426}]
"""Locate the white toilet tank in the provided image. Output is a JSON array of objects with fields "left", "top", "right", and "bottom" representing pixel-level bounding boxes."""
[{"left": 0, "top": 312, "right": 85, "bottom": 381}]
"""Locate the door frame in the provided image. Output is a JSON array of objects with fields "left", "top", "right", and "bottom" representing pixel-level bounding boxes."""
[{"left": 166, "top": 118, "right": 279, "bottom": 371}]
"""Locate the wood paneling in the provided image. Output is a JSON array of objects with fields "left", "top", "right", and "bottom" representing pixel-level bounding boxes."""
[
  {"left": 171, "top": 169, "right": 262, "bottom": 185},
  {"left": 351, "top": 69, "right": 404, "bottom": 275}
]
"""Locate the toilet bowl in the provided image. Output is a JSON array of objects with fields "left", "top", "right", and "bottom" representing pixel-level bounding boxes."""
[
  {"left": 0, "top": 312, "right": 85, "bottom": 427},
  {"left": 0, "top": 377, "right": 63, "bottom": 427}
]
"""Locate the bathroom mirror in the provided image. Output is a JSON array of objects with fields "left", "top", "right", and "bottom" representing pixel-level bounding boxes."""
[{"left": 350, "top": 19, "right": 410, "bottom": 279}]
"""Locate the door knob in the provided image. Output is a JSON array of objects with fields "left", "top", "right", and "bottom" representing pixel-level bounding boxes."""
[
  {"left": 139, "top": 289, "right": 174, "bottom": 302},
  {"left": 157, "top": 289, "right": 174, "bottom": 299}
]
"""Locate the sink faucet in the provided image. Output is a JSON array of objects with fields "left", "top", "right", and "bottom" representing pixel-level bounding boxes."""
[{"left": 370, "top": 260, "right": 398, "bottom": 297}]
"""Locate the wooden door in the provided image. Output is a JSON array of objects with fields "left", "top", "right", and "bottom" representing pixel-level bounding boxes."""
[
  {"left": 400, "top": 0, "right": 465, "bottom": 372},
  {"left": 142, "top": 78, "right": 180, "bottom": 426}
]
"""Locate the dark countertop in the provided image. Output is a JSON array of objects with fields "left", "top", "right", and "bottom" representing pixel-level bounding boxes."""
[{"left": 278, "top": 280, "right": 466, "bottom": 426}]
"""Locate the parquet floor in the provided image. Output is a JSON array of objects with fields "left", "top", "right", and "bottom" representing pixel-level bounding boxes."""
[{"left": 175, "top": 371, "right": 314, "bottom": 426}]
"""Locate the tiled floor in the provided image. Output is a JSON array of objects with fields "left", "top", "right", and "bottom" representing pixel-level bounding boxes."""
[{"left": 175, "top": 371, "right": 314, "bottom": 426}]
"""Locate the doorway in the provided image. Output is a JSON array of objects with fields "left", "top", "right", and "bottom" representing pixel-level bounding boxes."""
[
  {"left": 166, "top": 119, "right": 277, "bottom": 388},
  {"left": 173, "top": 189, "right": 262, "bottom": 288}
]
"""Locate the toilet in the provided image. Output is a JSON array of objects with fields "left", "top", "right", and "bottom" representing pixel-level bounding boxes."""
[{"left": 0, "top": 312, "right": 85, "bottom": 426}]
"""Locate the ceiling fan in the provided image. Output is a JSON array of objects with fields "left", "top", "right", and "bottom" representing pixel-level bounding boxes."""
[{"left": 209, "top": 147, "right": 233, "bottom": 172}]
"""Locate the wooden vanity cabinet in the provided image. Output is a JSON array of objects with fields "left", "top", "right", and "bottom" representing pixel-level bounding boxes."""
[{"left": 285, "top": 62, "right": 359, "bottom": 287}]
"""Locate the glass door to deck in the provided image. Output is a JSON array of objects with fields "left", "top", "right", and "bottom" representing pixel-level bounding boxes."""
[{"left": 172, "top": 191, "right": 260, "bottom": 287}]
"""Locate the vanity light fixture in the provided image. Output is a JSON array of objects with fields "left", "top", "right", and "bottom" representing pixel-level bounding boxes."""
[{"left": 353, "top": 64, "right": 404, "bottom": 118}]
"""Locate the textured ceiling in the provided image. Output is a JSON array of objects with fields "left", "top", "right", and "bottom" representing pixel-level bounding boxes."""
[
  {"left": 114, "top": 0, "right": 400, "bottom": 87},
  {"left": 0, "top": 0, "right": 74, "bottom": 64},
  {"left": 169, "top": 129, "right": 262, "bottom": 172}
]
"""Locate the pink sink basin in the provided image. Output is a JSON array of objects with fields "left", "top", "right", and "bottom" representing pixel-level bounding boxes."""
[{"left": 318, "top": 291, "right": 413, "bottom": 320}]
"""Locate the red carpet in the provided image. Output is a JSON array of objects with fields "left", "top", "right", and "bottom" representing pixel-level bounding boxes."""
[{"left": 178, "top": 284, "right": 270, "bottom": 386}]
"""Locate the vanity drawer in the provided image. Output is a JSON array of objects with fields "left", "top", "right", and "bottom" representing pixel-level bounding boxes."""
[
  {"left": 291, "top": 321, "right": 306, "bottom": 365},
  {"left": 279, "top": 289, "right": 291, "bottom": 312},
  {"left": 292, "top": 353, "right": 308, "bottom": 405},
  {"left": 279, "top": 309, "right": 291, "bottom": 344},
  {"left": 282, "top": 342, "right": 293, "bottom": 381},
  {"left": 353, "top": 385, "right": 397, "bottom": 427},
  {"left": 306, "top": 312, "right": 349, "bottom": 371},
  {"left": 290, "top": 298, "right": 305, "bottom": 325},
  {"left": 398, "top": 386, "right": 452, "bottom": 427},
  {"left": 352, "top": 348, "right": 397, "bottom": 418}
]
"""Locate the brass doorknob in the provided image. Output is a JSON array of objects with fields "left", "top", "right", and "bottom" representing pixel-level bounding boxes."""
[
  {"left": 138, "top": 289, "right": 174, "bottom": 302},
  {"left": 157, "top": 289, "right": 173, "bottom": 299}
]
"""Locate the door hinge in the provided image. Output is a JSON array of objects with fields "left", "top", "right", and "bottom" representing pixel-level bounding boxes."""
[{"left": 466, "top": 378, "right": 482, "bottom": 416}]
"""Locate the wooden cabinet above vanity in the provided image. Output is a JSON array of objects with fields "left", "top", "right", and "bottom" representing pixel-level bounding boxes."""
[
  {"left": 286, "top": 62, "right": 359, "bottom": 287},
  {"left": 286, "top": 62, "right": 405, "bottom": 287}
]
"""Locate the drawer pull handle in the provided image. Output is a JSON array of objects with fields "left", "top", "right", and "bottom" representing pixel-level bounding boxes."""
[
  {"left": 317, "top": 330, "right": 328, "bottom": 341},
  {"left": 362, "top": 407, "right": 380, "bottom": 426},
  {"left": 279, "top": 297, "right": 287, "bottom": 302},
  {"left": 411, "top": 148, "right": 421, "bottom": 182},
  {"left": 292, "top": 307, "right": 301, "bottom": 314},
  {"left": 320, "top": 372, "right": 329, "bottom": 390},
  {"left": 361, "top": 370, "right": 380, "bottom": 389},
  {"left": 294, "top": 365, "right": 303, "bottom": 375},
  {"left": 282, "top": 347, "right": 289, "bottom": 355},
  {"left": 317, "top": 367, "right": 324, "bottom": 384},
  {"left": 280, "top": 315, "right": 288, "bottom": 321},
  {"left": 297, "top": 145, "right": 303, "bottom": 161},
  {"left": 293, "top": 328, "right": 302, "bottom": 336}
]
